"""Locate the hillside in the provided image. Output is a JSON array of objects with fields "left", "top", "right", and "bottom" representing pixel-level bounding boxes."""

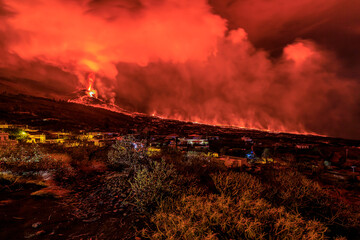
[{"left": 0, "top": 93, "right": 359, "bottom": 148}]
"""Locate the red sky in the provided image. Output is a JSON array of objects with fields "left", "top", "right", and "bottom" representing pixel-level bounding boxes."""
[{"left": 0, "top": 0, "right": 359, "bottom": 139}]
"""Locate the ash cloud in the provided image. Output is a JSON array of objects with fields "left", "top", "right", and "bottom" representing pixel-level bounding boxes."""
[
  {"left": 209, "top": 0, "right": 360, "bottom": 74},
  {"left": 0, "top": 0, "right": 359, "bottom": 139}
]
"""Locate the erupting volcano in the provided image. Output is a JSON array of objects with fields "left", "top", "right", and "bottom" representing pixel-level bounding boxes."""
[
  {"left": 68, "top": 72, "right": 135, "bottom": 116},
  {"left": 68, "top": 73, "right": 102, "bottom": 104},
  {"left": 86, "top": 73, "right": 98, "bottom": 99},
  {"left": 0, "top": 0, "right": 359, "bottom": 139}
]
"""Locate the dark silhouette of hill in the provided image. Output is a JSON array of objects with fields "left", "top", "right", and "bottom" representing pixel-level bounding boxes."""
[
  {"left": 0, "top": 93, "right": 359, "bottom": 147},
  {"left": 0, "top": 93, "right": 139, "bottom": 132}
]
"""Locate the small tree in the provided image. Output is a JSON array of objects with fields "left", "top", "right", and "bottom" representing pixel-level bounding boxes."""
[
  {"left": 107, "top": 135, "right": 148, "bottom": 172},
  {"left": 130, "top": 159, "right": 178, "bottom": 212}
]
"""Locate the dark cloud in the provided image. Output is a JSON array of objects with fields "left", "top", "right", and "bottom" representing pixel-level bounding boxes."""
[
  {"left": 110, "top": 37, "right": 360, "bottom": 139},
  {"left": 208, "top": 0, "right": 360, "bottom": 68}
]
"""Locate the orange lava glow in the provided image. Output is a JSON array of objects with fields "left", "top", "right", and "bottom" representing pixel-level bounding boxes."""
[
  {"left": 1, "top": 0, "right": 359, "bottom": 139},
  {"left": 86, "top": 73, "right": 98, "bottom": 98},
  {"left": 150, "top": 111, "right": 325, "bottom": 137}
]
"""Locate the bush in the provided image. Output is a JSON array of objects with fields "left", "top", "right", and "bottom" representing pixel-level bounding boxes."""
[
  {"left": 268, "top": 170, "right": 324, "bottom": 210},
  {"left": 0, "top": 145, "right": 75, "bottom": 183},
  {"left": 143, "top": 194, "right": 327, "bottom": 240},
  {"left": 265, "top": 170, "right": 360, "bottom": 232},
  {"left": 107, "top": 135, "right": 148, "bottom": 172},
  {"left": 0, "top": 145, "right": 59, "bottom": 173},
  {"left": 185, "top": 153, "right": 225, "bottom": 171},
  {"left": 130, "top": 159, "right": 178, "bottom": 212},
  {"left": 165, "top": 152, "right": 226, "bottom": 181},
  {"left": 211, "top": 171, "right": 265, "bottom": 200}
]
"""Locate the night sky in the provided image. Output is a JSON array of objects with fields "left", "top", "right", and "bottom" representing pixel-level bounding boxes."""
[{"left": 0, "top": 0, "right": 359, "bottom": 139}]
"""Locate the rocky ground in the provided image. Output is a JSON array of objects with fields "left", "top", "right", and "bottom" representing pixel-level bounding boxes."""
[{"left": 0, "top": 173, "right": 142, "bottom": 240}]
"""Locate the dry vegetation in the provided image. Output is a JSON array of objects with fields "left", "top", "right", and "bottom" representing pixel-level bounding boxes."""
[{"left": 1, "top": 138, "right": 359, "bottom": 239}]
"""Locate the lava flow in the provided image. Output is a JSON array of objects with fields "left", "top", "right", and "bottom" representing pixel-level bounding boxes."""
[{"left": 150, "top": 111, "right": 326, "bottom": 137}]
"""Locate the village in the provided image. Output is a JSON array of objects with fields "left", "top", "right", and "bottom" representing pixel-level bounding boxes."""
[
  {"left": 0, "top": 122, "right": 119, "bottom": 147},
  {"left": 0, "top": 122, "right": 213, "bottom": 149},
  {"left": 1, "top": 121, "right": 359, "bottom": 188},
  {"left": 1, "top": 110, "right": 360, "bottom": 239}
]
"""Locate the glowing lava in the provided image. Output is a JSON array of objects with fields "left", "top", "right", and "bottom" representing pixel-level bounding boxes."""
[
  {"left": 150, "top": 111, "right": 326, "bottom": 137},
  {"left": 86, "top": 73, "right": 98, "bottom": 98}
]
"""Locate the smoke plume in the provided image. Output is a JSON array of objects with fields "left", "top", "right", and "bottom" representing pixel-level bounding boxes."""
[{"left": 0, "top": 0, "right": 359, "bottom": 139}]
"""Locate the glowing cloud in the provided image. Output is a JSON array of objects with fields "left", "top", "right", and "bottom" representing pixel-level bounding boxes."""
[
  {"left": 5, "top": 0, "right": 226, "bottom": 78},
  {"left": 0, "top": 0, "right": 359, "bottom": 139}
]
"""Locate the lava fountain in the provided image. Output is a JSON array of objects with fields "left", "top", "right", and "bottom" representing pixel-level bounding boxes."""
[{"left": 86, "top": 73, "right": 98, "bottom": 98}]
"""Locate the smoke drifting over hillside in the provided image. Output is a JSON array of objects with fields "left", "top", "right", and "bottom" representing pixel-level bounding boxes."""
[{"left": 0, "top": 0, "right": 359, "bottom": 139}]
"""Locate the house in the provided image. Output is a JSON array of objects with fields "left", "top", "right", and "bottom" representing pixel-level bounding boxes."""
[
  {"left": 165, "top": 134, "right": 178, "bottom": 140},
  {"left": 0, "top": 124, "right": 9, "bottom": 129},
  {"left": 178, "top": 137, "right": 209, "bottom": 150},
  {"left": 26, "top": 131, "right": 46, "bottom": 143},
  {"left": 296, "top": 144, "right": 310, "bottom": 149},
  {"left": 188, "top": 134, "right": 202, "bottom": 139},
  {"left": 0, "top": 132, "right": 17, "bottom": 145},
  {"left": 241, "top": 136, "right": 253, "bottom": 142},
  {"left": 0, "top": 132, "right": 9, "bottom": 142}
]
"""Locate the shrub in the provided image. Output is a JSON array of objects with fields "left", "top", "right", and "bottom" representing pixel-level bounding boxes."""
[
  {"left": 0, "top": 145, "right": 75, "bottom": 183},
  {"left": 166, "top": 153, "right": 226, "bottom": 181},
  {"left": 107, "top": 135, "right": 148, "bottom": 172},
  {"left": 266, "top": 170, "right": 360, "bottom": 231},
  {"left": 270, "top": 170, "right": 324, "bottom": 210},
  {"left": 0, "top": 145, "right": 58, "bottom": 173},
  {"left": 130, "top": 159, "right": 178, "bottom": 212},
  {"left": 142, "top": 194, "right": 327, "bottom": 240},
  {"left": 185, "top": 153, "right": 224, "bottom": 170},
  {"left": 211, "top": 171, "right": 265, "bottom": 200}
]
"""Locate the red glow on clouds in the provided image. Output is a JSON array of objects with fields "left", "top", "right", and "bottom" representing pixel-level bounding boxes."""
[
  {"left": 5, "top": 0, "right": 225, "bottom": 78},
  {"left": 284, "top": 42, "right": 314, "bottom": 65},
  {"left": 0, "top": 0, "right": 359, "bottom": 139}
]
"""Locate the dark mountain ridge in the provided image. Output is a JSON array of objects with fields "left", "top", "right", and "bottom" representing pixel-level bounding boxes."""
[{"left": 0, "top": 93, "right": 359, "bottom": 147}]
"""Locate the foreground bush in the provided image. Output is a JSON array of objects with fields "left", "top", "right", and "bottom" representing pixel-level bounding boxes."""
[
  {"left": 1, "top": 146, "right": 61, "bottom": 173},
  {"left": 211, "top": 171, "right": 264, "bottom": 200},
  {"left": 107, "top": 135, "right": 148, "bottom": 172},
  {"left": 266, "top": 170, "right": 360, "bottom": 230},
  {"left": 130, "top": 159, "right": 178, "bottom": 212},
  {"left": 0, "top": 145, "right": 75, "bottom": 183},
  {"left": 143, "top": 194, "right": 327, "bottom": 240},
  {"left": 184, "top": 153, "right": 226, "bottom": 173}
]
